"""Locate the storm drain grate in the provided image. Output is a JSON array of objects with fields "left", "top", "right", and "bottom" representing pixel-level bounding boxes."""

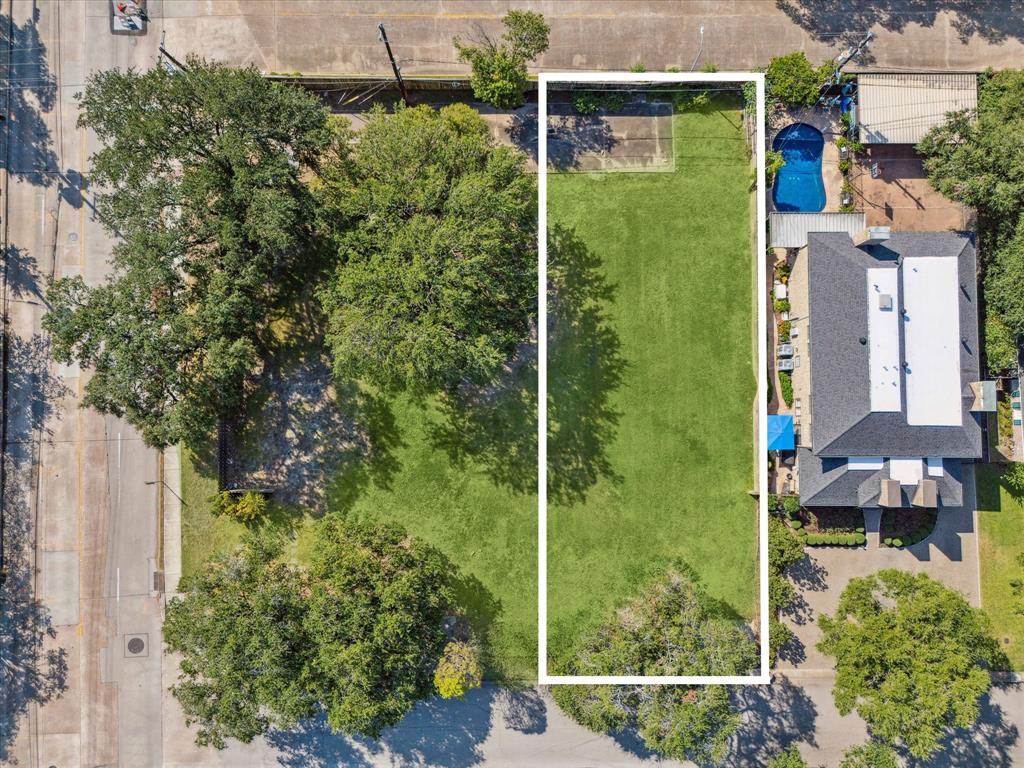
[{"left": 124, "top": 633, "right": 149, "bottom": 657}]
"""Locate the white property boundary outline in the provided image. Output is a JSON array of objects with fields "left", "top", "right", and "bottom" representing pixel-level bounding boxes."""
[{"left": 538, "top": 72, "right": 769, "bottom": 686}]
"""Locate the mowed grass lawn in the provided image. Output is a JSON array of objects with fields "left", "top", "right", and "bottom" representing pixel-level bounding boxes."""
[
  {"left": 179, "top": 389, "right": 538, "bottom": 683},
  {"left": 976, "top": 463, "right": 1024, "bottom": 670},
  {"left": 546, "top": 97, "right": 758, "bottom": 663}
]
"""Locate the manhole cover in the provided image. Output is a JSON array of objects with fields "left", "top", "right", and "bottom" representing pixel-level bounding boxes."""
[{"left": 124, "top": 633, "right": 149, "bottom": 657}]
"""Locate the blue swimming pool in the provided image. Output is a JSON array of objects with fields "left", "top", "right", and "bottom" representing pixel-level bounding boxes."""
[{"left": 772, "top": 123, "right": 826, "bottom": 212}]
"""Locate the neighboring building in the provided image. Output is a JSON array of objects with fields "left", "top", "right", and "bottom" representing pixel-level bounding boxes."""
[
  {"left": 857, "top": 73, "right": 978, "bottom": 145},
  {"left": 793, "top": 230, "right": 993, "bottom": 509}
]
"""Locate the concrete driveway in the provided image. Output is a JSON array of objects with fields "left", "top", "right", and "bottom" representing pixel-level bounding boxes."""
[{"left": 777, "top": 466, "right": 982, "bottom": 673}]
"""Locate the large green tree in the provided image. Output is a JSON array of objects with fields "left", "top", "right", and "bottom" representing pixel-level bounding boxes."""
[
  {"left": 766, "top": 745, "right": 809, "bottom": 768},
  {"left": 164, "top": 532, "right": 315, "bottom": 749},
  {"left": 918, "top": 69, "right": 1024, "bottom": 340},
  {"left": 818, "top": 569, "right": 1007, "bottom": 759},
  {"left": 551, "top": 566, "right": 757, "bottom": 764},
  {"left": 455, "top": 10, "right": 550, "bottom": 108},
  {"left": 318, "top": 103, "right": 536, "bottom": 394},
  {"left": 44, "top": 59, "right": 334, "bottom": 447},
  {"left": 165, "top": 517, "right": 463, "bottom": 748},
  {"left": 303, "top": 516, "right": 458, "bottom": 738}
]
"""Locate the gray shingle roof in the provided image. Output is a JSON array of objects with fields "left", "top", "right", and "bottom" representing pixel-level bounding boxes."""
[
  {"left": 806, "top": 232, "right": 982, "bottom": 460},
  {"left": 798, "top": 449, "right": 964, "bottom": 508}
]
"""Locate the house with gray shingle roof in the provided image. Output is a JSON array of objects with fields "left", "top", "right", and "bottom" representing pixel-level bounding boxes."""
[{"left": 792, "top": 229, "right": 991, "bottom": 510}]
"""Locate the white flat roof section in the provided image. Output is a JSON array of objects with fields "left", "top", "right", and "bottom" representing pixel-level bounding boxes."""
[
  {"left": 890, "top": 457, "right": 924, "bottom": 485},
  {"left": 867, "top": 268, "right": 901, "bottom": 412},
  {"left": 848, "top": 456, "right": 885, "bottom": 470},
  {"left": 857, "top": 73, "right": 978, "bottom": 145},
  {"left": 926, "top": 457, "right": 945, "bottom": 476},
  {"left": 903, "top": 257, "right": 962, "bottom": 426}
]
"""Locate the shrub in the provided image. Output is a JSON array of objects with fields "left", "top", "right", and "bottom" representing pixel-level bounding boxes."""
[
  {"left": 892, "top": 538, "right": 903, "bottom": 548},
  {"left": 629, "top": 62, "right": 646, "bottom": 73},
  {"left": 766, "top": 149, "right": 785, "bottom": 184},
  {"left": 856, "top": 526, "right": 865, "bottom": 534},
  {"left": 986, "top": 312, "right": 1018, "bottom": 374},
  {"left": 840, "top": 111, "right": 852, "bottom": 130},
  {"left": 775, "top": 261, "right": 791, "bottom": 282},
  {"left": 434, "top": 641, "right": 483, "bottom": 699},
  {"left": 572, "top": 92, "right": 599, "bottom": 115},
  {"left": 778, "top": 320, "right": 792, "bottom": 342},
  {"left": 689, "top": 92, "right": 711, "bottom": 110},
  {"left": 778, "top": 371, "right": 794, "bottom": 407},
  {"left": 701, "top": 62, "right": 719, "bottom": 73},
  {"left": 766, "top": 51, "right": 831, "bottom": 108},
  {"left": 854, "top": 532, "right": 866, "bottom": 545},
  {"left": 790, "top": 519, "right": 803, "bottom": 530},
  {"left": 782, "top": 495, "right": 802, "bottom": 517},
  {"left": 838, "top": 157, "right": 851, "bottom": 174},
  {"left": 884, "top": 537, "right": 893, "bottom": 546},
  {"left": 1004, "top": 463, "right": 1024, "bottom": 498},
  {"left": 767, "top": 493, "right": 780, "bottom": 513},
  {"left": 774, "top": 297, "right": 791, "bottom": 314}
]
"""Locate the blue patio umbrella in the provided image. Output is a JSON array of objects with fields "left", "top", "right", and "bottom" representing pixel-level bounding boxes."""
[{"left": 767, "top": 414, "right": 795, "bottom": 451}]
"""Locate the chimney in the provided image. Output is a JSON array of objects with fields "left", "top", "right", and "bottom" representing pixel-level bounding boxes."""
[
  {"left": 912, "top": 479, "right": 938, "bottom": 508},
  {"left": 879, "top": 478, "right": 901, "bottom": 507}
]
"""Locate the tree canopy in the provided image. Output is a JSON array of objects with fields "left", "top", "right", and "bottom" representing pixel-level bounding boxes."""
[
  {"left": 455, "top": 10, "right": 550, "bottom": 108},
  {"left": 919, "top": 69, "right": 1024, "bottom": 342},
  {"left": 317, "top": 103, "right": 536, "bottom": 394},
  {"left": 304, "top": 516, "right": 457, "bottom": 737},
  {"left": 766, "top": 745, "right": 809, "bottom": 768},
  {"left": 551, "top": 566, "right": 757, "bottom": 764},
  {"left": 768, "top": 516, "right": 804, "bottom": 664},
  {"left": 765, "top": 52, "right": 831, "bottom": 108},
  {"left": 44, "top": 59, "right": 335, "bottom": 448},
  {"left": 839, "top": 741, "right": 900, "bottom": 768},
  {"left": 163, "top": 532, "right": 315, "bottom": 749},
  {"left": 164, "top": 517, "right": 464, "bottom": 748},
  {"left": 817, "top": 569, "right": 1007, "bottom": 759}
]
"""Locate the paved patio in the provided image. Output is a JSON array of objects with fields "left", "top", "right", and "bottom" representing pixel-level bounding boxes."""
[
  {"left": 851, "top": 145, "right": 973, "bottom": 231},
  {"left": 777, "top": 465, "right": 982, "bottom": 673}
]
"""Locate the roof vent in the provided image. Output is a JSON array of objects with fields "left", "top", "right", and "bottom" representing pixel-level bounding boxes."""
[
  {"left": 878, "top": 293, "right": 893, "bottom": 310},
  {"left": 855, "top": 226, "right": 892, "bottom": 247}
]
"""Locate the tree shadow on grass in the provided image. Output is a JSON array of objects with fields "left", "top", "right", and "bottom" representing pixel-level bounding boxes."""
[
  {"left": 774, "top": 0, "right": 1024, "bottom": 48},
  {"left": 429, "top": 223, "right": 626, "bottom": 507}
]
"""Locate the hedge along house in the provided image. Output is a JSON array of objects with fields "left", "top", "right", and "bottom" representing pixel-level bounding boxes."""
[{"left": 791, "top": 229, "right": 995, "bottom": 510}]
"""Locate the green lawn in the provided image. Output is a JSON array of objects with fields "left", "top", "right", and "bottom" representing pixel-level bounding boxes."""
[
  {"left": 546, "top": 97, "right": 758, "bottom": 664},
  {"left": 179, "top": 382, "right": 538, "bottom": 683},
  {"left": 976, "top": 463, "right": 1024, "bottom": 670}
]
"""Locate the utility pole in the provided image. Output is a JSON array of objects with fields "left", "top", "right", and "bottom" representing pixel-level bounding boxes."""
[
  {"left": 158, "top": 30, "right": 188, "bottom": 73},
  {"left": 378, "top": 23, "right": 411, "bottom": 106}
]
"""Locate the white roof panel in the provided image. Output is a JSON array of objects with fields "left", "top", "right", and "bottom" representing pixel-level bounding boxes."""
[
  {"left": 867, "top": 268, "right": 901, "bottom": 412},
  {"left": 903, "top": 257, "right": 962, "bottom": 426}
]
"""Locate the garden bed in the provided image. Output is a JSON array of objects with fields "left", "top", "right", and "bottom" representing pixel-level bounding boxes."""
[
  {"left": 880, "top": 507, "right": 937, "bottom": 548},
  {"left": 778, "top": 503, "right": 865, "bottom": 547}
]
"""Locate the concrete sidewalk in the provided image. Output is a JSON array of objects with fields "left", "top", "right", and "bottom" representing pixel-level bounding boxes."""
[{"left": 146, "top": 1, "right": 1024, "bottom": 77}]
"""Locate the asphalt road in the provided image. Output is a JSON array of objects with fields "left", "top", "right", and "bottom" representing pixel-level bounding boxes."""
[
  {"left": 0, "top": 1, "right": 165, "bottom": 765},
  {"left": 147, "top": 0, "right": 1024, "bottom": 76}
]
